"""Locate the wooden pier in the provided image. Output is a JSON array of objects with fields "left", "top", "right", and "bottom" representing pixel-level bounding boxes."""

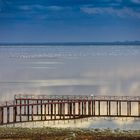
[{"left": 0, "top": 95, "right": 140, "bottom": 125}]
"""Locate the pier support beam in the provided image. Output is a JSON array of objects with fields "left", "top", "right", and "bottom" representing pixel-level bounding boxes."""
[
  {"left": 73, "top": 102, "right": 75, "bottom": 118},
  {"left": 119, "top": 101, "right": 121, "bottom": 116},
  {"left": 93, "top": 100, "right": 95, "bottom": 116},
  {"left": 98, "top": 101, "right": 100, "bottom": 116},
  {"left": 27, "top": 100, "right": 30, "bottom": 121},
  {"left": 84, "top": 101, "right": 86, "bottom": 116},
  {"left": 51, "top": 103, "right": 53, "bottom": 120},
  {"left": 116, "top": 101, "right": 118, "bottom": 116},
  {"left": 54, "top": 103, "right": 56, "bottom": 120},
  {"left": 31, "top": 105, "right": 34, "bottom": 121},
  {"left": 13, "top": 106, "right": 17, "bottom": 123},
  {"left": 44, "top": 104, "right": 46, "bottom": 120},
  {"left": 7, "top": 107, "right": 10, "bottom": 123},
  {"left": 88, "top": 101, "right": 91, "bottom": 116},
  {"left": 20, "top": 100, "right": 22, "bottom": 122},
  {"left": 78, "top": 102, "right": 81, "bottom": 116},
  {"left": 63, "top": 103, "right": 65, "bottom": 119},
  {"left": 127, "top": 101, "right": 131, "bottom": 116},
  {"left": 0, "top": 107, "right": 3, "bottom": 124},
  {"left": 41, "top": 100, "right": 43, "bottom": 121},
  {"left": 138, "top": 102, "right": 140, "bottom": 116}
]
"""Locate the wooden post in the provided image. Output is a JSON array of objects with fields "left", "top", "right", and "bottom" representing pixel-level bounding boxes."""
[
  {"left": 119, "top": 101, "right": 121, "bottom": 116},
  {"left": 13, "top": 106, "right": 16, "bottom": 123},
  {"left": 63, "top": 103, "right": 65, "bottom": 119},
  {"left": 20, "top": 100, "right": 22, "bottom": 122},
  {"left": 51, "top": 103, "right": 53, "bottom": 120},
  {"left": 24, "top": 100, "right": 26, "bottom": 115},
  {"left": 7, "top": 107, "right": 10, "bottom": 123},
  {"left": 54, "top": 103, "right": 56, "bottom": 119},
  {"left": 0, "top": 107, "right": 3, "bottom": 124},
  {"left": 41, "top": 100, "right": 43, "bottom": 121},
  {"left": 109, "top": 101, "right": 111, "bottom": 116},
  {"left": 78, "top": 102, "right": 81, "bottom": 116},
  {"left": 44, "top": 104, "right": 46, "bottom": 120},
  {"left": 127, "top": 101, "right": 131, "bottom": 116},
  {"left": 31, "top": 105, "right": 34, "bottom": 121},
  {"left": 70, "top": 102, "right": 72, "bottom": 118},
  {"left": 82, "top": 102, "right": 84, "bottom": 115},
  {"left": 37, "top": 100, "right": 39, "bottom": 115},
  {"left": 84, "top": 101, "right": 86, "bottom": 116},
  {"left": 116, "top": 101, "right": 118, "bottom": 116},
  {"left": 27, "top": 100, "right": 30, "bottom": 121},
  {"left": 98, "top": 101, "right": 100, "bottom": 116},
  {"left": 93, "top": 100, "right": 95, "bottom": 116},
  {"left": 138, "top": 102, "right": 140, "bottom": 116},
  {"left": 88, "top": 101, "right": 91, "bottom": 116},
  {"left": 73, "top": 102, "right": 75, "bottom": 118},
  {"left": 107, "top": 101, "right": 108, "bottom": 116}
]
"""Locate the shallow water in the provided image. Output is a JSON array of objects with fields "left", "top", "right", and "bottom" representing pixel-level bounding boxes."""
[
  {"left": 0, "top": 45, "right": 140, "bottom": 100},
  {"left": 0, "top": 45, "right": 140, "bottom": 129}
]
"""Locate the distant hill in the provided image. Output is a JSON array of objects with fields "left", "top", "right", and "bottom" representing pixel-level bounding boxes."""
[{"left": 0, "top": 41, "right": 140, "bottom": 46}]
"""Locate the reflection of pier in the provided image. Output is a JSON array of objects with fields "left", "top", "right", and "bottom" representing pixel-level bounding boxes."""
[{"left": 0, "top": 95, "right": 140, "bottom": 125}]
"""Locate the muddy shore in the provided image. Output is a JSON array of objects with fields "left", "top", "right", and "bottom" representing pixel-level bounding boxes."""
[{"left": 0, "top": 127, "right": 139, "bottom": 140}]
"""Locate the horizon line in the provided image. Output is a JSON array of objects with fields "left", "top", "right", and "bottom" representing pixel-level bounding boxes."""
[{"left": 0, "top": 41, "right": 140, "bottom": 45}]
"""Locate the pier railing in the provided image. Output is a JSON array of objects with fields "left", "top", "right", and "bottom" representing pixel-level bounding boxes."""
[{"left": 0, "top": 95, "right": 140, "bottom": 125}]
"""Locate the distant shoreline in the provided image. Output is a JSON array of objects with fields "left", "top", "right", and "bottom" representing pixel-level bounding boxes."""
[{"left": 0, "top": 41, "right": 140, "bottom": 46}]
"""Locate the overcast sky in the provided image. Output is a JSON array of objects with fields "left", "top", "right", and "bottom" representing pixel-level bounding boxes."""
[{"left": 0, "top": 0, "right": 140, "bottom": 43}]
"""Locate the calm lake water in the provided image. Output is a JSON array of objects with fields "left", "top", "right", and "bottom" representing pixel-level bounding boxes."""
[
  {"left": 0, "top": 45, "right": 140, "bottom": 129},
  {"left": 0, "top": 45, "right": 140, "bottom": 100}
]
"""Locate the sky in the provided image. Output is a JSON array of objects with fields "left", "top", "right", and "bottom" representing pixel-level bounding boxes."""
[{"left": 0, "top": 0, "right": 140, "bottom": 43}]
